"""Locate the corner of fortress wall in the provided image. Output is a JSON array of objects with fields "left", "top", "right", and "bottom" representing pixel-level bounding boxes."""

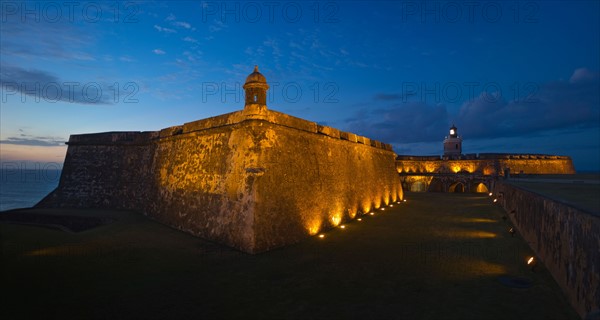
[{"left": 38, "top": 109, "right": 402, "bottom": 253}]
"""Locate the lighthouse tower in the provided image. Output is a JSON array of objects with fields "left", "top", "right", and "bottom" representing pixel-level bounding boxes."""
[{"left": 443, "top": 124, "right": 462, "bottom": 159}]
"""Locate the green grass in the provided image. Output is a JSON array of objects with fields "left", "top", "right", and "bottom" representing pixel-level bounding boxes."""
[
  {"left": 508, "top": 179, "right": 600, "bottom": 214},
  {"left": 1, "top": 193, "right": 578, "bottom": 319}
]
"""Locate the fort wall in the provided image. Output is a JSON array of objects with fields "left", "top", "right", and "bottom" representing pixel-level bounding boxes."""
[
  {"left": 494, "top": 182, "right": 599, "bottom": 318},
  {"left": 396, "top": 155, "right": 575, "bottom": 175},
  {"left": 38, "top": 109, "right": 402, "bottom": 253}
]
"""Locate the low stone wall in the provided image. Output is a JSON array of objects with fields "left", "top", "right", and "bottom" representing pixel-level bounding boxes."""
[
  {"left": 494, "top": 182, "right": 599, "bottom": 318},
  {"left": 38, "top": 109, "right": 402, "bottom": 253}
]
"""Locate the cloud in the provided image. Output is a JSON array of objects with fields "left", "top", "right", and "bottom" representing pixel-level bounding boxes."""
[
  {"left": 0, "top": 130, "right": 66, "bottom": 147},
  {"left": 263, "top": 38, "right": 282, "bottom": 58},
  {"left": 209, "top": 20, "right": 226, "bottom": 32},
  {"left": 345, "top": 102, "right": 449, "bottom": 143},
  {"left": 346, "top": 68, "right": 600, "bottom": 144},
  {"left": 154, "top": 25, "right": 176, "bottom": 33},
  {"left": 0, "top": 65, "right": 115, "bottom": 105},
  {"left": 289, "top": 41, "right": 301, "bottom": 49},
  {"left": 0, "top": 137, "right": 65, "bottom": 147},
  {"left": 165, "top": 13, "right": 193, "bottom": 30},
  {"left": 173, "top": 21, "right": 192, "bottom": 29},
  {"left": 183, "top": 36, "right": 198, "bottom": 43},
  {"left": 374, "top": 93, "right": 404, "bottom": 101},
  {"left": 182, "top": 51, "right": 201, "bottom": 62},
  {"left": 456, "top": 75, "right": 600, "bottom": 139},
  {"left": 0, "top": 5, "right": 96, "bottom": 62},
  {"left": 153, "top": 49, "right": 166, "bottom": 55},
  {"left": 570, "top": 67, "right": 598, "bottom": 84}
]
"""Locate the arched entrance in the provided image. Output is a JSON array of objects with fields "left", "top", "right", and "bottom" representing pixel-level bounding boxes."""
[
  {"left": 429, "top": 179, "right": 443, "bottom": 192},
  {"left": 410, "top": 181, "right": 427, "bottom": 192},
  {"left": 449, "top": 182, "right": 465, "bottom": 193},
  {"left": 474, "top": 182, "right": 489, "bottom": 193}
]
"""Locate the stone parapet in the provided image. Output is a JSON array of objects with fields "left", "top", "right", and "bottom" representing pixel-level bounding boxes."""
[{"left": 495, "top": 182, "right": 599, "bottom": 318}]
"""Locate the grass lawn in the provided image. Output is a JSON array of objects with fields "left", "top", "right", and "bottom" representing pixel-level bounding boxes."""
[
  {"left": 508, "top": 174, "right": 600, "bottom": 214},
  {"left": 0, "top": 193, "right": 578, "bottom": 319}
]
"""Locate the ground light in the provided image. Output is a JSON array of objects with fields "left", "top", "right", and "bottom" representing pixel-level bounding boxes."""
[
  {"left": 317, "top": 201, "right": 396, "bottom": 239},
  {"left": 527, "top": 256, "right": 537, "bottom": 271},
  {"left": 489, "top": 192, "right": 493, "bottom": 196},
  {"left": 493, "top": 199, "right": 498, "bottom": 203},
  {"left": 509, "top": 227, "right": 515, "bottom": 237}
]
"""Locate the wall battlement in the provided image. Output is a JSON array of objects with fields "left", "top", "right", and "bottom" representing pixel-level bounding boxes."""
[
  {"left": 67, "top": 131, "right": 159, "bottom": 145},
  {"left": 68, "top": 109, "right": 394, "bottom": 152}
]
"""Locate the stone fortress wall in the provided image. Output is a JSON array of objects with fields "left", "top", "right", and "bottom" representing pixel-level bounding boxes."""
[
  {"left": 396, "top": 154, "right": 575, "bottom": 176},
  {"left": 39, "top": 105, "right": 402, "bottom": 253}
]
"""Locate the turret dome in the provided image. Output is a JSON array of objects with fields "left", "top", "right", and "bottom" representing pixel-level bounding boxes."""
[{"left": 244, "top": 65, "right": 268, "bottom": 87}]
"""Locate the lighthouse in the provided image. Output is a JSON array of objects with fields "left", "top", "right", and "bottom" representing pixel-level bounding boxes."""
[{"left": 443, "top": 124, "right": 462, "bottom": 159}]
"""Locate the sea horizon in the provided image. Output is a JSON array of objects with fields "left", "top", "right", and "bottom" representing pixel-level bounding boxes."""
[{"left": 0, "top": 168, "right": 62, "bottom": 212}]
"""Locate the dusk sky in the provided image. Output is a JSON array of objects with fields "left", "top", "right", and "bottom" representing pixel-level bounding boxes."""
[{"left": 1, "top": 1, "right": 599, "bottom": 171}]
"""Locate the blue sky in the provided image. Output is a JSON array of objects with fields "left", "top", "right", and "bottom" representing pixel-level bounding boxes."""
[{"left": 1, "top": 0, "right": 599, "bottom": 171}]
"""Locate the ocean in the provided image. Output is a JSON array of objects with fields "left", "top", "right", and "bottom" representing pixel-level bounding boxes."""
[{"left": 0, "top": 168, "right": 61, "bottom": 211}]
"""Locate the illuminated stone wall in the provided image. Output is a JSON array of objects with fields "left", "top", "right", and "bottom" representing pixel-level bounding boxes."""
[
  {"left": 396, "top": 155, "right": 575, "bottom": 175},
  {"left": 38, "top": 109, "right": 402, "bottom": 253},
  {"left": 495, "top": 182, "right": 599, "bottom": 318}
]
